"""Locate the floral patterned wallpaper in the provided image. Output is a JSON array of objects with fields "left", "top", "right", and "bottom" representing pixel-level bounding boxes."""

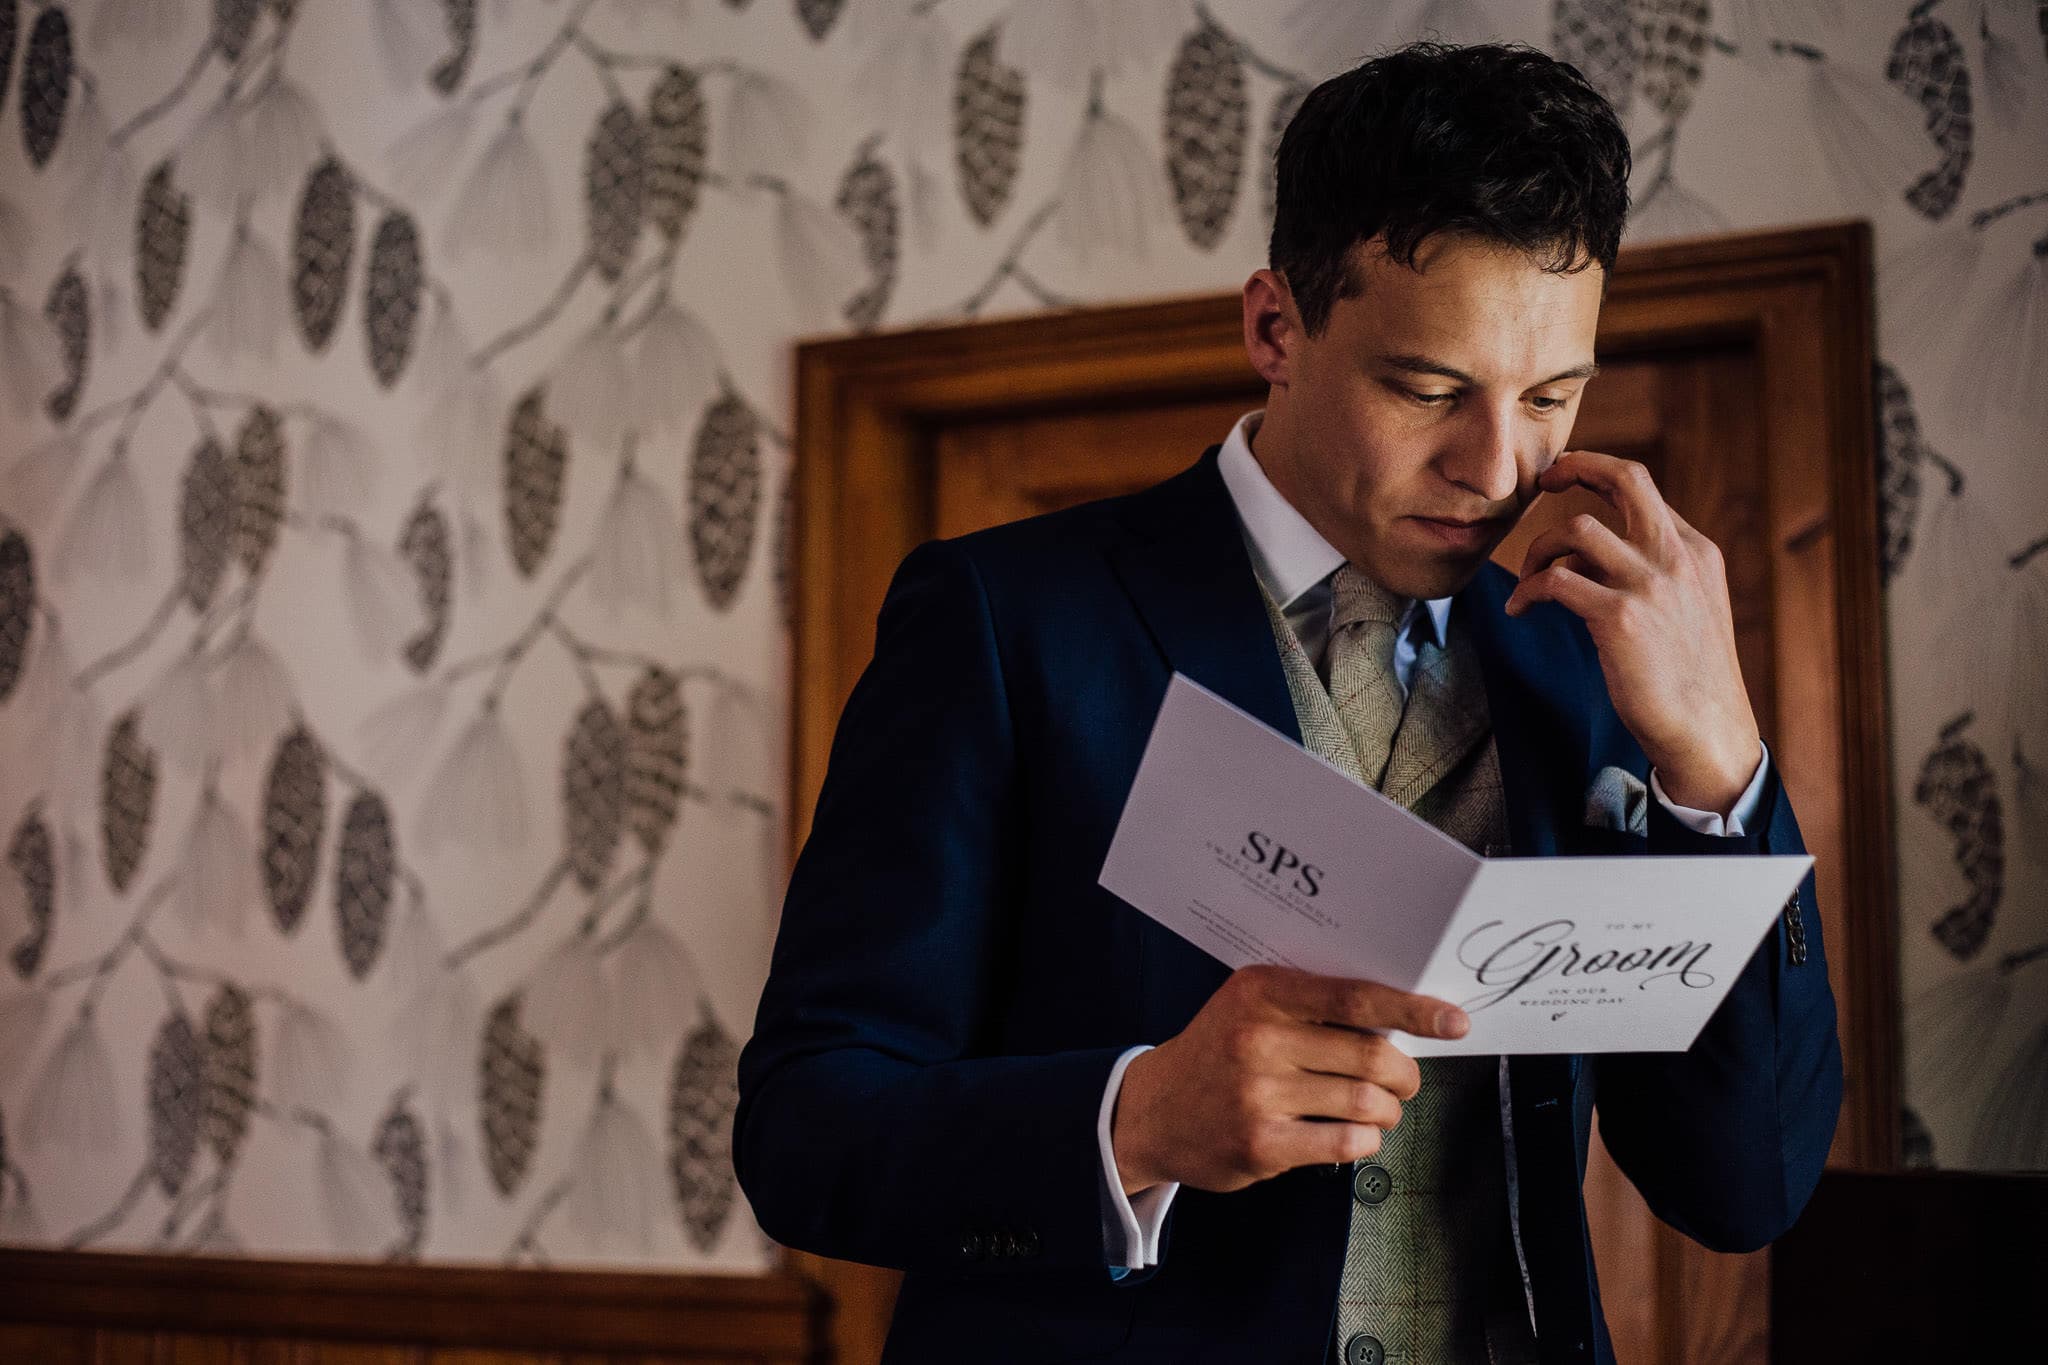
[{"left": 0, "top": 0, "right": 2041, "bottom": 1272}]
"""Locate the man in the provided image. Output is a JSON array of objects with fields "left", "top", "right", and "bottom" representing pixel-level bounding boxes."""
[{"left": 736, "top": 42, "right": 1840, "bottom": 1365}]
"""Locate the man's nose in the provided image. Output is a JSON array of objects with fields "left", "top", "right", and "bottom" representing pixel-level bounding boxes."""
[{"left": 1437, "top": 405, "right": 1523, "bottom": 504}]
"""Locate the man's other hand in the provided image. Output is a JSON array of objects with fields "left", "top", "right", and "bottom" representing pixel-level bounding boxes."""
[
  {"left": 1503, "top": 449, "right": 1762, "bottom": 815},
  {"left": 1110, "top": 963, "right": 1469, "bottom": 1196}
]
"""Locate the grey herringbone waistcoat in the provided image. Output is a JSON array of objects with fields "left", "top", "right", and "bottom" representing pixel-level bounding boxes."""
[{"left": 1257, "top": 581, "right": 1538, "bottom": 1365}]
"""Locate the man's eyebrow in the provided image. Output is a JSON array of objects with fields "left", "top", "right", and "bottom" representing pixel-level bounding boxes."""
[{"left": 1375, "top": 353, "right": 1602, "bottom": 387}]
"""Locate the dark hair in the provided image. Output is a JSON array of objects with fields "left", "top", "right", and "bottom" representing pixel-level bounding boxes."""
[{"left": 1269, "top": 42, "right": 1631, "bottom": 337}]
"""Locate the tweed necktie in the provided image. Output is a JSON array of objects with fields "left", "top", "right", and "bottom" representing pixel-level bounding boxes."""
[{"left": 1326, "top": 563, "right": 1414, "bottom": 790}]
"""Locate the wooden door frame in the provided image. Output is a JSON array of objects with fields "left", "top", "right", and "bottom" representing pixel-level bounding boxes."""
[{"left": 789, "top": 220, "right": 1896, "bottom": 1360}]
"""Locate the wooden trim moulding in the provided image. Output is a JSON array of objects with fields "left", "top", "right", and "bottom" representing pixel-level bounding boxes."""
[{"left": 0, "top": 1247, "right": 826, "bottom": 1359}]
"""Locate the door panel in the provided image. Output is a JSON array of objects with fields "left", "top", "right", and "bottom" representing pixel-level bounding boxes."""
[{"left": 933, "top": 397, "right": 1256, "bottom": 537}]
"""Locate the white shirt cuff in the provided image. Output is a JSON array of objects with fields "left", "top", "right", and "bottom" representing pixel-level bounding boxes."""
[
  {"left": 1649, "top": 740, "right": 1771, "bottom": 838},
  {"left": 1098, "top": 1043, "right": 1179, "bottom": 1271}
]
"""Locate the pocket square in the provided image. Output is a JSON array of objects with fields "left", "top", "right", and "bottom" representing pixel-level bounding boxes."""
[{"left": 1585, "top": 764, "right": 1649, "bottom": 836}]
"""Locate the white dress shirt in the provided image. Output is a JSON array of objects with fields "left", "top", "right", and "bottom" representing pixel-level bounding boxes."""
[{"left": 1098, "top": 410, "right": 1771, "bottom": 1274}]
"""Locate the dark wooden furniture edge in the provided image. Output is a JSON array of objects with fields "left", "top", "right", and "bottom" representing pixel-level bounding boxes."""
[
  {"left": 1770, "top": 1169, "right": 2045, "bottom": 1358},
  {"left": 0, "top": 1248, "right": 826, "bottom": 1357}
]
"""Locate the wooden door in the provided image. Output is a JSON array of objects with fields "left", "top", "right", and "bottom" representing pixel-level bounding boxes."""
[
  {"left": 789, "top": 223, "right": 1892, "bottom": 1365},
  {"left": 921, "top": 319, "right": 1771, "bottom": 1365}
]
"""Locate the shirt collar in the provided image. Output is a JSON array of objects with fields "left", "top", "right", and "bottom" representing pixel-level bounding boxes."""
[{"left": 1215, "top": 409, "right": 1452, "bottom": 648}]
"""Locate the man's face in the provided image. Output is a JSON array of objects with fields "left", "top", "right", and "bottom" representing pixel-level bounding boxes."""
[{"left": 1246, "top": 232, "right": 1604, "bottom": 602}]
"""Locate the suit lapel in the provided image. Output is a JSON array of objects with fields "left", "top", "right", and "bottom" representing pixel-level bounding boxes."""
[
  {"left": 1107, "top": 447, "right": 1303, "bottom": 746},
  {"left": 1108, "top": 448, "right": 1303, "bottom": 1039}
]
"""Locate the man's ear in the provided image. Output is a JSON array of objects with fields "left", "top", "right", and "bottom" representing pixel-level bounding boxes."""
[{"left": 1241, "top": 269, "right": 1299, "bottom": 389}]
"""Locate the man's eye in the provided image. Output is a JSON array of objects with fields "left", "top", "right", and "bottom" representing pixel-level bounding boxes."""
[
  {"left": 1529, "top": 395, "right": 1565, "bottom": 411},
  {"left": 1408, "top": 389, "right": 1455, "bottom": 406}
]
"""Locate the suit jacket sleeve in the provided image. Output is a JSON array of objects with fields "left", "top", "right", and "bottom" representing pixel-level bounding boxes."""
[
  {"left": 734, "top": 538, "right": 1127, "bottom": 1276},
  {"left": 1592, "top": 762, "right": 1843, "bottom": 1253}
]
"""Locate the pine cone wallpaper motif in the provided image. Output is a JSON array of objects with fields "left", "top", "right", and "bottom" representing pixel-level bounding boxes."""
[
  {"left": 200, "top": 983, "right": 257, "bottom": 1166},
  {"left": 19, "top": 6, "right": 70, "bottom": 169},
  {"left": 796, "top": 0, "right": 845, "bottom": 43},
  {"left": 1630, "top": 0, "right": 1708, "bottom": 124},
  {"left": 137, "top": 160, "right": 192, "bottom": 333},
  {"left": 626, "top": 666, "right": 688, "bottom": 856},
  {"left": 563, "top": 697, "right": 627, "bottom": 893},
  {"left": 213, "top": 0, "right": 261, "bottom": 63},
  {"left": 955, "top": 27, "right": 1027, "bottom": 228},
  {"left": 0, "top": 0, "right": 16, "bottom": 111},
  {"left": 374, "top": 1097, "right": 429, "bottom": 1257},
  {"left": 365, "top": 212, "right": 425, "bottom": 389},
  {"left": 233, "top": 406, "right": 288, "bottom": 581},
  {"left": 481, "top": 994, "right": 546, "bottom": 1198},
  {"left": 43, "top": 266, "right": 89, "bottom": 422},
  {"left": 1916, "top": 714, "right": 2005, "bottom": 961},
  {"left": 399, "top": 500, "right": 453, "bottom": 673},
  {"left": 262, "top": 726, "right": 329, "bottom": 936},
  {"left": 836, "top": 144, "right": 899, "bottom": 331},
  {"left": 687, "top": 393, "right": 762, "bottom": 612},
  {"left": 430, "top": 0, "right": 478, "bottom": 96},
  {"left": 505, "top": 387, "right": 570, "bottom": 579},
  {"left": 1876, "top": 361, "right": 1927, "bottom": 582},
  {"left": 100, "top": 710, "right": 158, "bottom": 895},
  {"left": 146, "top": 1010, "right": 204, "bottom": 1197},
  {"left": 586, "top": 100, "right": 649, "bottom": 285},
  {"left": 771, "top": 474, "right": 794, "bottom": 630},
  {"left": 7, "top": 811, "right": 54, "bottom": 979},
  {"left": 1887, "top": 14, "right": 1973, "bottom": 221},
  {"left": 335, "top": 791, "right": 396, "bottom": 980},
  {"left": 1553, "top": 0, "right": 1635, "bottom": 120},
  {"left": 668, "top": 1015, "right": 739, "bottom": 1253},
  {"left": 0, "top": 529, "right": 33, "bottom": 705},
  {"left": 1164, "top": 22, "right": 1248, "bottom": 252},
  {"left": 179, "top": 437, "right": 235, "bottom": 612},
  {"left": 293, "top": 158, "right": 357, "bottom": 354},
  {"left": 645, "top": 65, "right": 708, "bottom": 244}
]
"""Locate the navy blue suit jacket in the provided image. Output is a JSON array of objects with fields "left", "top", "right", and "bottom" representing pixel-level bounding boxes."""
[{"left": 735, "top": 448, "right": 1842, "bottom": 1364}]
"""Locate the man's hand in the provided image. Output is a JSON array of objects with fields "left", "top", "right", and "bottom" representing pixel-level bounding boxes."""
[
  {"left": 1110, "top": 964, "right": 1469, "bottom": 1196},
  {"left": 1504, "top": 449, "right": 1762, "bottom": 814}
]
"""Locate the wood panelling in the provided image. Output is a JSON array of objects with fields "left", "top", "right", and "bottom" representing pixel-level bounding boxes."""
[{"left": 0, "top": 1250, "right": 824, "bottom": 1365}]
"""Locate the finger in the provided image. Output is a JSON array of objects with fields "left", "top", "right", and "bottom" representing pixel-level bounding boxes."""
[
  {"left": 1275, "top": 1022, "right": 1422, "bottom": 1101},
  {"left": 1537, "top": 450, "right": 1672, "bottom": 553},
  {"left": 1282, "top": 1072, "right": 1406, "bottom": 1129},
  {"left": 1505, "top": 562, "right": 1624, "bottom": 622},
  {"left": 1519, "top": 511, "right": 1645, "bottom": 587},
  {"left": 1266, "top": 970, "right": 1470, "bottom": 1040},
  {"left": 1284, "top": 1118, "right": 1384, "bottom": 1168}
]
